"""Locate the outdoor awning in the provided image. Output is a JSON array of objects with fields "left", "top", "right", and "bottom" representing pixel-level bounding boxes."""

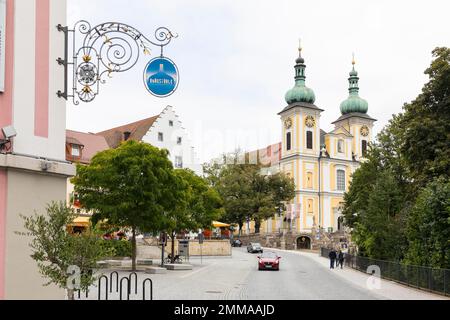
[
  {"left": 69, "top": 216, "right": 91, "bottom": 227},
  {"left": 212, "top": 221, "right": 231, "bottom": 228}
]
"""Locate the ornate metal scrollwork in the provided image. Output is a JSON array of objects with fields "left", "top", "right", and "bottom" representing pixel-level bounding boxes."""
[{"left": 57, "top": 21, "right": 178, "bottom": 104}]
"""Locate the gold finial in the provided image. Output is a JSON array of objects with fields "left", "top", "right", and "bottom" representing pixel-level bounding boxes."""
[{"left": 352, "top": 52, "right": 356, "bottom": 65}]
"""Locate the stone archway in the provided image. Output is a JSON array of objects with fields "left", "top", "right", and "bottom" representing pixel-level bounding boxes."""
[{"left": 296, "top": 236, "right": 312, "bottom": 250}]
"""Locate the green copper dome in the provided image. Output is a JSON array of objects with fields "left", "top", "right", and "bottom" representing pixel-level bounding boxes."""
[
  {"left": 285, "top": 49, "right": 316, "bottom": 104},
  {"left": 340, "top": 61, "right": 368, "bottom": 114}
]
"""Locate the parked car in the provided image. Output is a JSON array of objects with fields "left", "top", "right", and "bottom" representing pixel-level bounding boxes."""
[
  {"left": 247, "top": 242, "right": 263, "bottom": 253},
  {"left": 257, "top": 251, "right": 281, "bottom": 271},
  {"left": 231, "top": 239, "right": 242, "bottom": 247}
]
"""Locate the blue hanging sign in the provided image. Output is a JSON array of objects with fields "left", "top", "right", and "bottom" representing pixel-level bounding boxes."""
[{"left": 143, "top": 57, "right": 179, "bottom": 97}]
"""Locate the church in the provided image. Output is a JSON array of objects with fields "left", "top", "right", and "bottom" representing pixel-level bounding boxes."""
[{"left": 242, "top": 47, "right": 377, "bottom": 244}]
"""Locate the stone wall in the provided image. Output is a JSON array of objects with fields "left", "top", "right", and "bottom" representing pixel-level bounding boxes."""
[{"left": 138, "top": 238, "right": 231, "bottom": 258}]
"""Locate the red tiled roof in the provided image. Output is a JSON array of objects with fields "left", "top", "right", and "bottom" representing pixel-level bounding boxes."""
[
  {"left": 66, "top": 130, "right": 110, "bottom": 164},
  {"left": 96, "top": 115, "right": 159, "bottom": 148}
]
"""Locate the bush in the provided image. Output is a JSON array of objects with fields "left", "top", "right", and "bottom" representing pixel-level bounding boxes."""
[{"left": 101, "top": 239, "right": 132, "bottom": 258}]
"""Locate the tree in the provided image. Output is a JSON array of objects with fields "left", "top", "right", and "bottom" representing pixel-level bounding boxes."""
[
  {"left": 213, "top": 161, "right": 295, "bottom": 234},
  {"left": 72, "top": 140, "right": 185, "bottom": 270},
  {"left": 17, "top": 202, "right": 113, "bottom": 300},
  {"left": 161, "top": 169, "right": 223, "bottom": 263},
  {"left": 405, "top": 178, "right": 450, "bottom": 268}
]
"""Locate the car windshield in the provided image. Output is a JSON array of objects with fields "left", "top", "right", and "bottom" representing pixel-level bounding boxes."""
[
  {"left": 252, "top": 243, "right": 261, "bottom": 247},
  {"left": 261, "top": 252, "right": 277, "bottom": 259}
]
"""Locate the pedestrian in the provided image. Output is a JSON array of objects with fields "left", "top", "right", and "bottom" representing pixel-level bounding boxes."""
[
  {"left": 328, "top": 249, "right": 337, "bottom": 269},
  {"left": 338, "top": 250, "right": 344, "bottom": 269}
]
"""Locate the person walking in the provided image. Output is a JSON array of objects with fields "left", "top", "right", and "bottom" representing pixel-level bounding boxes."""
[
  {"left": 328, "top": 249, "right": 337, "bottom": 269},
  {"left": 338, "top": 250, "right": 345, "bottom": 269}
]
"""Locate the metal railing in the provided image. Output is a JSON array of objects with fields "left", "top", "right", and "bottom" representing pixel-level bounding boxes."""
[{"left": 321, "top": 248, "right": 450, "bottom": 297}]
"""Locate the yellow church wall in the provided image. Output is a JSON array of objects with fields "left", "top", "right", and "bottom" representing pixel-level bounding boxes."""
[
  {"left": 296, "top": 114, "right": 300, "bottom": 150},
  {"left": 330, "top": 197, "right": 344, "bottom": 229},
  {"left": 302, "top": 195, "right": 319, "bottom": 229},
  {"left": 345, "top": 166, "right": 352, "bottom": 190}
]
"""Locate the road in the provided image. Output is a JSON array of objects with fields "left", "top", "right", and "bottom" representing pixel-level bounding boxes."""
[{"left": 83, "top": 248, "right": 389, "bottom": 300}]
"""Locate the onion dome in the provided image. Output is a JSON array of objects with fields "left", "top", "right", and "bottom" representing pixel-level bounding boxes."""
[
  {"left": 285, "top": 44, "right": 316, "bottom": 105},
  {"left": 340, "top": 56, "right": 368, "bottom": 114}
]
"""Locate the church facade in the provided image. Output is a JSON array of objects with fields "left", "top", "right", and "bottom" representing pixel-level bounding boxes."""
[{"left": 242, "top": 48, "right": 376, "bottom": 240}]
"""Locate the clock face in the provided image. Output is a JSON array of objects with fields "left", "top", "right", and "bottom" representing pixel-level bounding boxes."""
[
  {"left": 305, "top": 116, "right": 315, "bottom": 128},
  {"left": 360, "top": 126, "right": 369, "bottom": 137},
  {"left": 284, "top": 118, "right": 293, "bottom": 129}
]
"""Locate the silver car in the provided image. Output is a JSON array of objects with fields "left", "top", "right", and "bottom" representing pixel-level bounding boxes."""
[{"left": 247, "top": 242, "right": 263, "bottom": 253}]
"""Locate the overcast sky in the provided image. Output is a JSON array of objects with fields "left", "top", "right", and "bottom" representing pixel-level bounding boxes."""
[{"left": 67, "top": 0, "right": 449, "bottom": 163}]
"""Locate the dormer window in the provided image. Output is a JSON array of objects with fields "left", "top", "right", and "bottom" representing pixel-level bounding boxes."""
[
  {"left": 169, "top": 120, "right": 174, "bottom": 127},
  {"left": 71, "top": 144, "right": 81, "bottom": 157}
]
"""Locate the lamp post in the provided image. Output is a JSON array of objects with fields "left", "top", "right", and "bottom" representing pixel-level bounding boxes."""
[{"left": 56, "top": 21, "right": 178, "bottom": 104}]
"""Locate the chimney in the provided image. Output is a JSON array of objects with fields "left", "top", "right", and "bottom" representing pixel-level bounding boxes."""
[{"left": 123, "top": 131, "right": 131, "bottom": 141}]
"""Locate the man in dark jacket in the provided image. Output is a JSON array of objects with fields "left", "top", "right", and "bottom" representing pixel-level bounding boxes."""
[
  {"left": 328, "top": 249, "right": 337, "bottom": 269},
  {"left": 338, "top": 250, "right": 345, "bottom": 269}
]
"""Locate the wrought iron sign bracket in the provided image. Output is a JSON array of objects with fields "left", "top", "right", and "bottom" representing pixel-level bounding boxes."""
[{"left": 56, "top": 20, "right": 177, "bottom": 104}]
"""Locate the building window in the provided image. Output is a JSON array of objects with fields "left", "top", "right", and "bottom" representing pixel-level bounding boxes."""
[
  {"left": 286, "top": 132, "right": 291, "bottom": 151},
  {"left": 338, "top": 139, "right": 344, "bottom": 153},
  {"left": 177, "top": 137, "right": 182, "bottom": 145},
  {"left": 306, "top": 131, "right": 313, "bottom": 149},
  {"left": 158, "top": 132, "right": 164, "bottom": 142},
  {"left": 307, "top": 172, "right": 313, "bottom": 189},
  {"left": 169, "top": 120, "right": 174, "bottom": 127},
  {"left": 337, "top": 169, "right": 346, "bottom": 191},
  {"left": 307, "top": 199, "right": 313, "bottom": 213},
  {"left": 71, "top": 145, "right": 80, "bottom": 157},
  {"left": 362, "top": 140, "right": 367, "bottom": 157},
  {"left": 175, "top": 156, "right": 183, "bottom": 168}
]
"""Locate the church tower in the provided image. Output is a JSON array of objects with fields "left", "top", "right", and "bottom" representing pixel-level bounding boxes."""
[
  {"left": 279, "top": 44, "right": 324, "bottom": 231},
  {"left": 332, "top": 57, "right": 376, "bottom": 160}
]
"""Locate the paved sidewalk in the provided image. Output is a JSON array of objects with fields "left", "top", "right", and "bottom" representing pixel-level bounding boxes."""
[{"left": 269, "top": 248, "right": 448, "bottom": 300}]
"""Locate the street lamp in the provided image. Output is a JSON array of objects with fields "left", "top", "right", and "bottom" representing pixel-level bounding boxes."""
[{"left": 56, "top": 21, "right": 178, "bottom": 104}]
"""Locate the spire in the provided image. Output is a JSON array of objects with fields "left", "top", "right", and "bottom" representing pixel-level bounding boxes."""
[
  {"left": 340, "top": 54, "right": 368, "bottom": 114},
  {"left": 285, "top": 41, "right": 315, "bottom": 104}
]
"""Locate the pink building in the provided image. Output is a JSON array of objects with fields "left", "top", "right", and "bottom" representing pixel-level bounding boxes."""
[{"left": 0, "top": 0, "right": 74, "bottom": 299}]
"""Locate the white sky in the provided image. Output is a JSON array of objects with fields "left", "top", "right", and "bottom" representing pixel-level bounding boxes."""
[{"left": 66, "top": 0, "right": 450, "bottom": 163}]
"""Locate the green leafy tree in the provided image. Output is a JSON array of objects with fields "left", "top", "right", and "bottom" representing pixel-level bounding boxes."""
[
  {"left": 213, "top": 160, "right": 295, "bottom": 234},
  {"left": 162, "top": 169, "right": 224, "bottom": 262},
  {"left": 72, "top": 140, "right": 185, "bottom": 270},
  {"left": 17, "top": 202, "right": 113, "bottom": 300},
  {"left": 405, "top": 178, "right": 450, "bottom": 268}
]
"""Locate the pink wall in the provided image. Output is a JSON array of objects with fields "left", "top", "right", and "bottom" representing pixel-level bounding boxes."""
[
  {"left": 34, "top": 0, "right": 50, "bottom": 138},
  {"left": 0, "top": 0, "right": 14, "bottom": 299}
]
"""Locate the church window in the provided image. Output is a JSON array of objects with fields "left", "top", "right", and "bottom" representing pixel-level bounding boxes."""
[
  {"left": 307, "top": 172, "right": 313, "bottom": 189},
  {"left": 286, "top": 132, "right": 292, "bottom": 151},
  {"left": 337, "top": 170, "right": 345, "bottom": 191},
  {"left": 307, "top": 199, "right": 313, "bottom": 213},
  {"left": 338, "top": 139, "right": 344, "bottom": 153},
  {"left": 306, "top": 131, "right": 313, "bottom": 149},
  {"left": 362, "top": 140, "right": 367, "bottom": 157}
]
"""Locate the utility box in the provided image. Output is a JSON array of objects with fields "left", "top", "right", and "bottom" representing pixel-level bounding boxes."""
[{"left": 178, "top": 239, "right": 189, "bottom": 257}]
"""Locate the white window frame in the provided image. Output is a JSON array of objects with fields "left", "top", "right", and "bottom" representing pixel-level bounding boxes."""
[
  {"left": 337, "top": 139, "right": 344, "bottom": 154},
  {"left": 175, "top": 156, "right": 183, "bottom": 168},
  {"left": 336, "top": 169, "right": 346, "bottom": 191},
  {"left": 71, "top": 144, "right": 80, "bottom": 157}
]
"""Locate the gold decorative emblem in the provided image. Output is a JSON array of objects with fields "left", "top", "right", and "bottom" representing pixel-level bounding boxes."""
[
  {"left": 360, "top": 126, "right": 369, "bottom": 137},
  {"left": 305, "top": 115, "right": 315, "bottom": 128},
  {"left": 284, "top": 118, "right": 293, "bottom": 129}
]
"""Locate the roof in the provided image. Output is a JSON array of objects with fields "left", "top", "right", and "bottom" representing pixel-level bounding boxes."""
[
  {"left": 332, "top": 112, "right": 377, "bottom": 124},
  {"left": 278, "top": 102, "right": 324, "bottom": 115},
  {"left": 96, "top": 115, "right": 159, "bottom": 148},
  {"left": 247, "top": 142, "right": 282, "bottom": 167},
  {"left": 66, "top": 130, "right": 110, "bottom": 164}
]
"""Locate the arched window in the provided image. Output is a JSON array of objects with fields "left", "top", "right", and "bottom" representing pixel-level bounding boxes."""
[
  {"left": 337, "top": 169, "right": 346, "bottom": 191},
  {"left": 286, "top": 132, "right": 292, "bottom": 151},
  {"left": 337, "top": 139, "right": 344, "bottom": 153},
  {"left": 307, "top": 172, "right": 313, "bottom": 189},
  {"left": 362, "top": 140, "right": 367, "bottom": 157},
  {"left": 306, "top": 131, "right": 313, "bottom": 149}
]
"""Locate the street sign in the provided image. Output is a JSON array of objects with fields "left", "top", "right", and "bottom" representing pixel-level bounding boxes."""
[
  {"left": 198, "top": 233, "right": 204, "bottom": 244},
  {"left": 143, "top": 56, "right": 179, "bottom": 97},
  {"left": 159, "top": 232, "right": 167, "bottom": 246}
]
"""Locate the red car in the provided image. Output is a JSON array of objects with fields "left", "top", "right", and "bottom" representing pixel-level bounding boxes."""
[{"left": 257, "top": 252, "right": 281, "bottom": 271}]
